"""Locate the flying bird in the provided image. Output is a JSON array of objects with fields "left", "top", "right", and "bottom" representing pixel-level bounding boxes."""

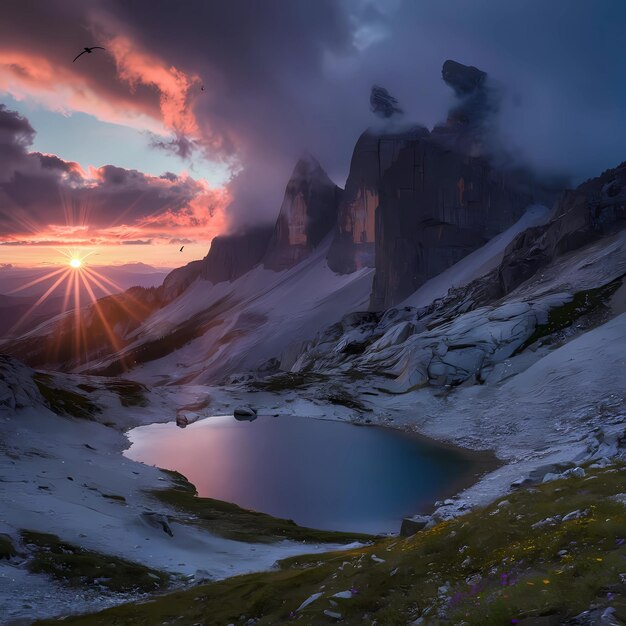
[
  {"left": 73, "top": 47, "right": 105, "bottom": 62},
  {"left": 179, "top": 246, "right": 184, "bottom": 252},
  {"left": 201, "top": 85, "right": 205, "bottom": 91}
]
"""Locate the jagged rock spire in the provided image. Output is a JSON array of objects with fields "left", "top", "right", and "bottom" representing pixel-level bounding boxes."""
[{"left": 370, "top": 85, "right": 403, "bottom": 119}]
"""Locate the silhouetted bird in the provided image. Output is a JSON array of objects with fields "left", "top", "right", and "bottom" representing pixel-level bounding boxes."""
[
  {"left": 179, "top": 246, "right": 184, "bottom": 252},
  {"left": 201, "top": 86, "right": 205, "bottom": 91},
  {"left": 73, "top": 47, "right": 105, "bottom": 62}
]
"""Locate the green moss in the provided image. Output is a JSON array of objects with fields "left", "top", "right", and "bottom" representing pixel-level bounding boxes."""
[
  {"left": 152, "top": 469, "right": 373, "bottom": 545},
  {"left": 0, "top": 534, "right": 16, "bottom": 559},
  {"left": 34, "top": 375, "right": 101, "bottom": 419},
  {"left": 104, "top": 380, "right": 149, "bottom": 407},
  {"left": 21, "top": 531, "right": 169, "bottom": 593},
  {"left": 516, "top": 278, "right": 622, "bottom": 353},
  {"left": 37, "top": 463, "right": 626, "bottom": 625}
]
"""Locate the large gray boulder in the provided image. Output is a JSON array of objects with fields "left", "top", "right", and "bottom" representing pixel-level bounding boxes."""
[{"left": 0, "top": 355, "right": 42, "bottom": 411}]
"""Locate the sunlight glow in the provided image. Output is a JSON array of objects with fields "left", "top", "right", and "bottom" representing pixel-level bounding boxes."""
[{"left": 5, "top": 247, "right": 150, "bottom": 368}]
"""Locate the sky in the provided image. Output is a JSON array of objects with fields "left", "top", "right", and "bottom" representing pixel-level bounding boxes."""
[{"left": 1, "top": 0, "right": 626, "bottom": 268}]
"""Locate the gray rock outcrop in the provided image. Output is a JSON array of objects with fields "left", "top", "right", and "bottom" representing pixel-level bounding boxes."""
[
  {"left": 432, "top": 59, "right": 497, "bottom": 156},
  {"left": 0, "top": 355, "right": 42, "bottom": 410},
  {"left": 328, "top": 60, "right": 552, "bottom": 308},
  {"left": 263, "top": 156, "right": 342, "bottom": 271},
  {"left": 370, "top": 85, "right": 403, "bottom": 119}
]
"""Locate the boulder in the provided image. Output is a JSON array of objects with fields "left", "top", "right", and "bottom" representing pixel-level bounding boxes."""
[
  {"left": 140, "top": 512, "right": 173, "bottom": 537},
  {"left": 0, "top": 355, "right": 42, "bottom": 411},
  {"left": 296, "top": 592, "right": 323, "bottom": 612},
  {"left": 400, "top": 514, "right": 431, "bottom": 537},
  {"left": 323, "top": 610, "right": 343, "bottom": 620},
  {"left": 233, "top": 406, "right": 257, "bottom": 420}
]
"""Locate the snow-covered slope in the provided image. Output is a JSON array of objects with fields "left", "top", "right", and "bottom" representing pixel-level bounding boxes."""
[{"left": 87, "top": 237, "right": 374, "bottom": 385}]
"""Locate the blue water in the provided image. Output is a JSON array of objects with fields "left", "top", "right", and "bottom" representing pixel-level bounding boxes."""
[{"left": 125, "top": 415, "right": 476, "bottom": 534}]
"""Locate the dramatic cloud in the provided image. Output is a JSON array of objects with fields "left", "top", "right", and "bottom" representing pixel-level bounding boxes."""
[
  {"left": 2, "top": 0, "right": 626, "bottom": 234},
  {"left": 0, "top": 104, "right": 228, "bottom": 246}
]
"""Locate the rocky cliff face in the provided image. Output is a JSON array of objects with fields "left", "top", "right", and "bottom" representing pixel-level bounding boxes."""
[
  {"left": 327, "top": 61, "right": 548, "bottom": 309},
  {"left": 163, "top": 225, "right": 275, "bottom": 299},
  {"left": 262, "top": 156, "right": 342, "bottom": 271},
  {"left": 370, "top": 138, "right": 537, "bottom": 309},
  {"left": 326, "top": 125, "right": 430, "bottom": 274},
  {"left": 497, "top": 161, "right": 626, "bottom": 296},
  {"left": 273, "top": 158, "right": 626, "bottom": 398},
  {"left": 200, "top": 226, "right": 273, "bottom": 283},
  {"left": 431, "top": 59, "right": 498, "bottom": 157}
]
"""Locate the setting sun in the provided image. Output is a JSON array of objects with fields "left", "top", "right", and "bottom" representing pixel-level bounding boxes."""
[{"left": 69, "top": 258, "right": 82, "bottom": 269}]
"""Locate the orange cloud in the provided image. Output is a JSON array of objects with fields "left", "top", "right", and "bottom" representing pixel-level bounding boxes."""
[
  {"left": 0, "top": 49, "right": 165, "bottom": 133},
  {"left": 106, "top": 34, "right": 200, "bottom": 136},
  {"left": 136, "top": 179, "right": 231, "bottom": 240}
]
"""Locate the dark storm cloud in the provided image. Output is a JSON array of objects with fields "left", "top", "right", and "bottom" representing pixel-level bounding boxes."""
[
  {"left": 2, "top": 0, "right": 626, "bottom": 231},
  {"left": 99, "top": 0, "right": 626, "bottom": 227},
  {"left": 0, "top": 105, "right": 227, "bottom": 242},
  {"left": 0, "top": 104, "right": 35, "bottom": 179}
]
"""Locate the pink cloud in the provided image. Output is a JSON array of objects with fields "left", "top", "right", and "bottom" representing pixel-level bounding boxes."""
[
  {"left": 0, "top": 49, "right": 165, "bottom": 134},
  {"left": 106, "top": 34, "right": 200, "bottom": 136}
]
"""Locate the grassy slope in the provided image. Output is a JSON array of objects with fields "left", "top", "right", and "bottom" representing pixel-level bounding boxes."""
[
  {"left": 151, "top": 469, "right": 374, "bottom": 545},
  {"left": 36, "top": 462, "right": 626, "bottom": 625},
  {"left": 21, "top": 531, "right": 170, "bottom": 594},
  {"left": 34, "top": 374, "right": 101, "bottom": 419}
]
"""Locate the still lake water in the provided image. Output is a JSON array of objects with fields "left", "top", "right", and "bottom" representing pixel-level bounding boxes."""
[{"left": 125, "top": 415, "right": 477, "bottom": 534}]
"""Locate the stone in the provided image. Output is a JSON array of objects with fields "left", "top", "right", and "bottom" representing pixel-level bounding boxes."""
[
  {"left": 140, "top": 512, "right": 173, "bottom": 537},
  {"left": 296, "top": 592, "right": 323, "bottom": 612},
  {"left": 400, "top": 514, "right": 431, "bottom": 537},
  {"left": 233, "top": 406, "right": 257, "bottom": 420},
  {"left": 562, "top": 467, "right": 586, "bottom": 479},
  {"left": 0, "top": 356, "right": 43, "bottom": 411},
  {"left": 194, "top": 569, "right": 212, "bottom": 582},
  {"left": 369, "top": 321, "right": 414, "bottom": 352},
  {"left": 323, "top": 610, "right": 342, "bottom": 620},
  {"left": 562, "top": 509, "right": 586, "bottom": 522},
  {"left": 542, "top": 473, "right": 560, "bottom": 483}
]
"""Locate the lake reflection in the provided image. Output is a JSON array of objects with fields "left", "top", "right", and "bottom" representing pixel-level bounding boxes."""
[{"left": 125, "top": 415, "right": 476, "bottom": 534}]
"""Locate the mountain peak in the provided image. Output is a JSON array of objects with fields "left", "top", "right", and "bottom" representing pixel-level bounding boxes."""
[
  {"left": 263, "top": 157, "right": 342, "bottom": 271},
  {"left": 370, "top": 85, "right": 403, "bottom": 119},
  {"left": 442, "top": 59, "right": 487, "bottom": 96}
]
